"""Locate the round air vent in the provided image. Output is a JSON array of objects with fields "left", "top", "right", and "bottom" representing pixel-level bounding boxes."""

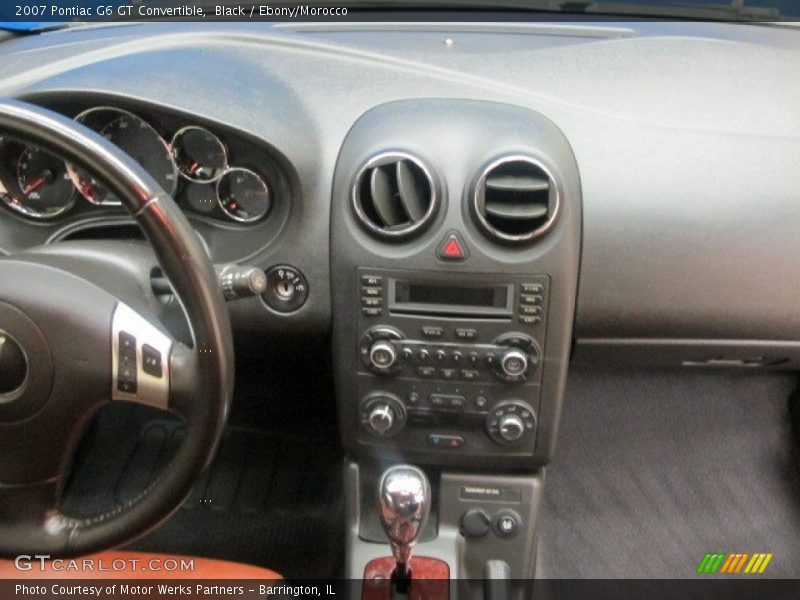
[
  {"left": 471, "top": 156, "right": 560, "bottom": 245},
  {"left": 352, "top": 152, "right": 438, "bottom": 240}
]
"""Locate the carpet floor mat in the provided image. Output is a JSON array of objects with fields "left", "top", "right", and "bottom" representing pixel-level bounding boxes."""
[
  {"left": 537, "top": 367, "right": 800, "bottom": 579},
  {"left": 62, "top": 404, "right": 344, "bottom": 579}
]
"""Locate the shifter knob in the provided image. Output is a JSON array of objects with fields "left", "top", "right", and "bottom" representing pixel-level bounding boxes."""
[{"left": 377, "top": 465, "right": 431, "bottom": 570}]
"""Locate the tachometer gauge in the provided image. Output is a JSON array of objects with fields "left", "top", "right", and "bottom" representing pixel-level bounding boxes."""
[
  {"left": 171, "top": 126, "right": 227, "bottom": 183},
  {"left": 68, "top": 107, "right": 178, "bottom": 205},
  {"left": 216, "top": 168, "right": 271, "bottom": 223},
  {"left": 3, "top": 145, "right": 75, "bottom": 219}
]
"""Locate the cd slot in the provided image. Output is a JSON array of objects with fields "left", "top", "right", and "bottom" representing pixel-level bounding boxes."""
[{"left": 390, "top": 307, "right": 511, "bottom": 320}]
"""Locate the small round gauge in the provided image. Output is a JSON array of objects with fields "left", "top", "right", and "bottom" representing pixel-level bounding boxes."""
[
  {"left": 68, "top": 107, "right": 178, "bottom": 206},
  {"left": 216, "top": 168, "right": 271, "bottom": 223},
  {"left": 171, "top": 126, "right": 227, "bottom": 183},
  {"left": 3, "top": 145, "right": 75, "bottom": 219},
  {"left": 185, "top": 182, "right": 218, "bottom": 214}
]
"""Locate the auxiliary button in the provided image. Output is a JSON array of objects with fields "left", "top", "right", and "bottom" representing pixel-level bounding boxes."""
[
  {"left": 440, "top": 368, "right": 457, "bottom": 380},
  {"left": 427, "top": 434, "right": 465, "bottom": 449}
]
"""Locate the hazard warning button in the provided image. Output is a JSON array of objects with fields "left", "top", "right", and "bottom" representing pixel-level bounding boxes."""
[{"left": 437, "top": 231, "right": 468, "bottom": 261}]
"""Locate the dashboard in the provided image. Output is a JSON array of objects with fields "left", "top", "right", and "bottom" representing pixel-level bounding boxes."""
[{"left": 0, "top": 19, "right": 799, "bottom": 355}]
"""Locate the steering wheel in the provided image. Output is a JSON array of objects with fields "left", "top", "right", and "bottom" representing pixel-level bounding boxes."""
[{"left": 0, "top": 99, "right": 234, "bottom": 556}]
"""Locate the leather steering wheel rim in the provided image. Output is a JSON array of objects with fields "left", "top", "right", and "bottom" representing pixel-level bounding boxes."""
[{"left": 0, "top": 99, "right": 234, "bottom": 556}]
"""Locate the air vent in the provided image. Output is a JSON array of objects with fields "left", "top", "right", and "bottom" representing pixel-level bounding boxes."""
[
  {"left": 352, "top": 153, "right": 438, "bottom": 240},
  {"left": 472, "top": 156, "right": 559, "bottom": 244}
]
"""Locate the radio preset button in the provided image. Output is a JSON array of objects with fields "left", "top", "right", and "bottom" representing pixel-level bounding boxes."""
[
  {"left": 451, "top": 351, "right": 463, "bottom": 363},
  {"left": 468, "top": 351, "right": 480, "bottom": 365},
  {"left": 476, "top": 396, "right": 488, "bottom": 409},
  {"left": 435, "top": 349, "right": 447, "bottom": 362},
  {"left": 401, "top": 347, "right": 414, "bottom": 360},
  {"left": 418, "top": 349, "right": 430, "bottom": 362},
  {"left": 461, "top": 369, "right": 480, "bottom": 381},
  {"left": 418, "top": 366, "right": 435, "bottom": 378}
]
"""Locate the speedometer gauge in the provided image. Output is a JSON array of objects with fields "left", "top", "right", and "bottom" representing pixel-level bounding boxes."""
[
  {"left": 216, "top": 168, "right": 271, "bottom": 223},
  {"left": 1, "top": 145, "right": 75, "bottom": 219},
  {"left": 68, "top": 107, "right": 178, "bottom": 205},
  {"left": 171, "top": 126, "right": 227, "bottom": 183}
]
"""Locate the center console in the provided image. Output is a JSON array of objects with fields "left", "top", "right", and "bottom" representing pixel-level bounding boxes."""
[
  {"left": 355, "top": 268, "right": 548, "bottom": 457},
  {"left": 330, "top": 99, "right": 581, "bottom": 587}
]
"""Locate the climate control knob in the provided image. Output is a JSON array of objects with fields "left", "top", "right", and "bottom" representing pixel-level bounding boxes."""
[
  {"left": 369, "top": 340, "right": 398, "bottom": 371},
  {"left": 497, "top": 414, "right": 525, "bottom": 442},
  {"left": 486, "top": 400, "right": 536, "bottom": 446},
  {"left": 500, "top": 348, "right": 528, "bottom": 378},
  {"left": 368, "top": 404, "right": 395, "bottom": 435},
  {"left": 360, "top": 392, "right": 407, "bottom": 438}
]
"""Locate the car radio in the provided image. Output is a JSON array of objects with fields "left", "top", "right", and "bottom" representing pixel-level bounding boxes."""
[{"left": 354, "top": 268, "right": 549, "bottom": 457}]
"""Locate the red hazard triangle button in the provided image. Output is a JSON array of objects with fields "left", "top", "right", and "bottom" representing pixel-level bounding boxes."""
[{"left": 437, "top": 231, "right": 468, "bottom": 261}]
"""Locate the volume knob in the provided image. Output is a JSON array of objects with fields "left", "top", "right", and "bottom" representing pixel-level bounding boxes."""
[
  {"left": 500, "top": 348, "right": 528, "bottom": 378},
  {"left": 369, "top": 340, "right": 397, "bottom": 371}
]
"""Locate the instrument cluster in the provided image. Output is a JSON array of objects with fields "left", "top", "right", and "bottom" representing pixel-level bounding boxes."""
[{"left": 0, "top": 106, "right": 273, "bottom": 224}]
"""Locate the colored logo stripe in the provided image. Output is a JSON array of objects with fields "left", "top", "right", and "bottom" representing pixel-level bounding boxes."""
[
  {"left": 697, "top": 553, "right": 773, "bottom": 574},
  {"left": 697, "top": 553, "right": 726, "bottom": 574},
  {"left": 744, "top": 553, "right": 773, "bottom": 574}
]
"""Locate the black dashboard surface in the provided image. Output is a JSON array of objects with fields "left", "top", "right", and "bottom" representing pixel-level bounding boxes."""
[{"left": 0, "top": 20, "right": 798, "bottom": 346}]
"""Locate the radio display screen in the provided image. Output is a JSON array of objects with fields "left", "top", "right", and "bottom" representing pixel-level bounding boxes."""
[
  {"left": 407, "top": 284, "right": 497, "bottom": 307},
  {"left": 392, "top": 280, "right": 511, "bottom": 316}
]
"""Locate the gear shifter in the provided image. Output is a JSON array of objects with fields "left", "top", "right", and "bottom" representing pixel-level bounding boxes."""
[{"left": 377, "top": 465, "right": 431, "bottom": 584}]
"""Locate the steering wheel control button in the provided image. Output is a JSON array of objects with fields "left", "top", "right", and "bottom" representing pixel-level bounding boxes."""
[
  {"left": 461, "top": 509, "right": 492, "bottom": 538},
  {"left": 112, "top": 304, "right": 172, "bottom": 409},
  {"left": 263, "top": 265, "right": 308, "bottom": 313},
  {"left": 142, "top": 344, "right": 163, "bottom": 378},
  {"left": 427, "top": 434, "right": 464, "bottom": 449},
  {"left": 437, "top": 230, "right": 469, "bottom": 261},
  {"left": 486, "top": 400, "right": 537, "bottom": 446},
  {"left": 117, "top": 331, "right": 138, "bottom": 394},
  {"left": 493, "top": 509, "right": 522, "bottom": 538}
]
